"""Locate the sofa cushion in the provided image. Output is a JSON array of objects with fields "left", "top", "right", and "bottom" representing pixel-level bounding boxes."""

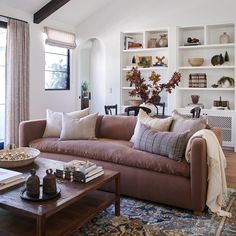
[
  {"left": 29, "top": 138, "right": 190, "bottom": 178},
  {"left": 60, "top": 113, "right": 98, "bottom": 140},
  {"left": 134, "top": 124, "right": 189, "bottom": 161},
  {"left": 98, "top": 115, "right": 137, "bottom": 140},
  {"left": 43, "top": 108, "right": 90, "bottom": 138},
  {"left": 130, "top": 109, "right": 173, "bottom": 143},
  {"left": 170, "top": 111, "right": 207, "bottom": 136}
]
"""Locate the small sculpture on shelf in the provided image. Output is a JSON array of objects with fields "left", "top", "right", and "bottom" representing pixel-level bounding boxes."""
[
  {"left": 153, "top": 56, "right": 167, "bottom": 67},
  {"left": 184, "top": 37, "right": 200, "bottom": 46}
]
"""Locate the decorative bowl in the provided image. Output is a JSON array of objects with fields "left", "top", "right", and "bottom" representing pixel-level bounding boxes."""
[
  {"left": 188, "top": 58, "right": 204, "bottom": 66},
  {"left": 128, "top": 99, "right": 142, "bottom": 106},
  {"left": 0, "top": 147, "right": 40, "bottom": 168}
]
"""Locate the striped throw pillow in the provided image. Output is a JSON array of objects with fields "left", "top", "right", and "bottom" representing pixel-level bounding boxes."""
[{"left": 134, "top": 124, "right": 189, "bottom": 161}]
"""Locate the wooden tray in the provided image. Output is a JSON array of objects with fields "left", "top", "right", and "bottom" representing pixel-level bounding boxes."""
[{"left": 20, "top": 185, "right": 61, "bottom": 202}]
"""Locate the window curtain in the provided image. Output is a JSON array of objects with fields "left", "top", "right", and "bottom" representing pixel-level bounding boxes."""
[
  {"left": 5, "top": 19, "right": 29, "bottom": 146},
  {"left": 44, "top": 27, "right": 76, "bottom": 49}
]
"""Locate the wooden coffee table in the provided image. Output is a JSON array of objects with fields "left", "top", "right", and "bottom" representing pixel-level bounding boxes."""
[{"left": 0, "top": 158, "right": 120, "bottom": 236}]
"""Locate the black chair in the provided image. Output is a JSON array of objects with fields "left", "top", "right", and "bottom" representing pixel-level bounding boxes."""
[
  {"left": 104, "top": 104, "right": 118, "bottom": 115},
  {"left": 154, "top": 102, "right": 165, "bottom": 117},
  {"left": 124, "top": 106, "right": 152, "bottom": 116},
  {"left": 190, "top": 106, "right": 201, "bottom": 118}
]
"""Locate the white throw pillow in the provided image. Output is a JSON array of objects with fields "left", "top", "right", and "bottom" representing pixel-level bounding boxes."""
[
  {"left": 43, "top": 108, "right": 90, "bottom": 138},
  {"left": 60, "top": 112, "right": 98, "bottom": 140},
  {"left": 130, "top": 109, "right": 173, "bottom": 143}
]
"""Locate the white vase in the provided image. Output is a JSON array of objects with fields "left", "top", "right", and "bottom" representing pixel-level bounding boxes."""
[
  {"left": 140, "top": 103, "right": 156, "bottom": 116},
  {"left": 219, "top": 32, "right": 230, "bottom": 44}
]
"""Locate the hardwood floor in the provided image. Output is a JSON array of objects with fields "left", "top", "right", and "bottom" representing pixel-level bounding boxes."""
[{"left": 224, "top": 149, "right": 236, "bottom": 188}]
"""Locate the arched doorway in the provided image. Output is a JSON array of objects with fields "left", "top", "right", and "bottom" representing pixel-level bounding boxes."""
[{"left": 79, "top": 38, "right": 105, "bottom": 114}]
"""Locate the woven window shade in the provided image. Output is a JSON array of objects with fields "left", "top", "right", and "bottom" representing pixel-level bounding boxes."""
[{"left": 44, "top": 27, "right": 76, "bottom": 49}]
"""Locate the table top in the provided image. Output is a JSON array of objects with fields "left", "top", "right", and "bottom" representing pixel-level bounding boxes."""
[{"left": 0, "top": 158, "right": 119, "bottom": 217}]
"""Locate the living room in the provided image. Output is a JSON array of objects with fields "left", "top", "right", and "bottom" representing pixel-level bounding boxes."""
[{"left": 0, "top": 0, "right": 236, "bottom": 235}]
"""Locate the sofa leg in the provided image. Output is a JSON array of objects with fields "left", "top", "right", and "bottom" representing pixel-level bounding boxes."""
[{"left": 193, "top": 211, "right": 203, "bottom": 216}]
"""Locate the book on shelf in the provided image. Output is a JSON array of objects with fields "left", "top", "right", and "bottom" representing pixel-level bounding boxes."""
[{"left": 128, "top": 42, "right": 143, "bottom": 49}]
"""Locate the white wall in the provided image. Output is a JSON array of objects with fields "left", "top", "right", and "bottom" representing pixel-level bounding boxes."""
[
  {"left": 76, "top": 0, "right": 236, "bottom": 109},
  {"left": 0, "top": 4, "right": 78, "bottom": 120}
]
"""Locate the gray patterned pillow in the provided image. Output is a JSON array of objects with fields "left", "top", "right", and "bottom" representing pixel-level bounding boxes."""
[{"left": 134, "top": 124, "right": 189, "bottom": 161}]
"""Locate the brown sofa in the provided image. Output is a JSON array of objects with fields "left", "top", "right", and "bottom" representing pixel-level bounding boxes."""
[{"left": 19, "top": 115, "right": 221, "bottom": 214}]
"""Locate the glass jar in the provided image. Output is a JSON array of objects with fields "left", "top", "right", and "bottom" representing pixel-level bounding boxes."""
[{"left": 148, "top": 38, "right": 157, "bottom": 48}]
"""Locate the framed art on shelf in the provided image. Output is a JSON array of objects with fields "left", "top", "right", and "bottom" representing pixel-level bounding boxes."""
[{"left": 138, "top": 56, "right": 152, "bottom": 68}]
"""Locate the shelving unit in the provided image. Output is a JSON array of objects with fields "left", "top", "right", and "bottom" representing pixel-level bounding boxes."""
[
  {"left": 176, "top": 23, "right": 236, "bottom": 148},
  {"left": 120, "top": 29, "right": 170, "bottom": 113}
]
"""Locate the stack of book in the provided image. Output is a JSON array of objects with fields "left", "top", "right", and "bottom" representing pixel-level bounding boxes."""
[
  {"left": 55, "top": 160, "right": 104, "bottom": 183},
  {"left": 0, "top": 168, "right": 25, "bottom": 191}
]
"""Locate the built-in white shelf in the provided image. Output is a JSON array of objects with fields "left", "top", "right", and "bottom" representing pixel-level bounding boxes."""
[
  {"left": 122, "top": 67, "right": 168, "bottom": 71},
  {"left": 123, "top": 47, "right": 168, "bottom": 53},
  {"left": 178, "top": 66, "right": 235, "bottom": 70},
  {"left": 177, "top": 87, "right": 235, "bottom": 91},
  {"left": 178, "top": 43, "right": 235, "bottom": 50}
]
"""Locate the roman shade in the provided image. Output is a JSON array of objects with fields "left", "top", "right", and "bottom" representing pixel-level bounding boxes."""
[{"left": 44, "top": 27, "right": 76, "bottom": 49}]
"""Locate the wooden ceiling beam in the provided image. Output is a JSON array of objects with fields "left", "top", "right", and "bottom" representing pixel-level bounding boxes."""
[{"left": 33, "top": 0, "right": 71, "bottom": 24}]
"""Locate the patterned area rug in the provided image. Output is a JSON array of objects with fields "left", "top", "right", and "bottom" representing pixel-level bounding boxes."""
[{"left": 71, "top": 190, "right": 236, "bottom": 236}]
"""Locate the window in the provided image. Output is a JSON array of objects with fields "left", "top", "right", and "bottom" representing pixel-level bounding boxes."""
[
  {"left": 0, "top": 25, "right": 7, "bottom": 142},
  {"left": 45, "top": 45, "right": 70, "bottom": 90}
]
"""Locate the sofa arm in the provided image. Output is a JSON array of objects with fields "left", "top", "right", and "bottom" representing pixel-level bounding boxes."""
[
  {"left": 190, "top": 137, "right": 208, "bottom": 213},
  {"left": 210, "top": 127, "right": 223, "bottom": 146},
  {"left": 19, "top": 119, "right": 46, "bottom": 147}
]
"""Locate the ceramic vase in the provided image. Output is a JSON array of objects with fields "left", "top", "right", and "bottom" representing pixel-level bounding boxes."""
[
  {"left": 157, "top": 34, "right": 168, "bottom": 47},
  {"left": 191, "top": 95, "right": 200, "bottom": 104},
  {"left": 219, "top": 32, "right": 230, "bottom": 44}
]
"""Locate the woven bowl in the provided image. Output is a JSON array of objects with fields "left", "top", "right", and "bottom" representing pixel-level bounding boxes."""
[
  {"left": 188, "top": 58, "right": 204, "bottom": 66},
  {"left": 0, "top": 147, "right": 40, "bottom": 168}
]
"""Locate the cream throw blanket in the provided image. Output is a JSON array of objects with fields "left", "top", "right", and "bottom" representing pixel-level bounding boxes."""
[{"left": 185, "top": 129, "right": 231, "bottom": 217}]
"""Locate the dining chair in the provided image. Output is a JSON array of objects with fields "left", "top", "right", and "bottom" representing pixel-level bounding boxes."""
[
  {"left": 124, "top": 106, "right": 152, "bottom": 116},
  {"left": 153, "top": 102, "right": 165, "bottom": 117},
  {"left": 190, "top": 106, "right": 201, "bottom": 118},
  {"left": 104, "top": 104, "right": 118, "bottom": 115}
]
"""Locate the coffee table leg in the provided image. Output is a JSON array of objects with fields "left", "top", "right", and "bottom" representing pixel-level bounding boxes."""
[
  {"left": 37, "top": 216, "right": 46, "bottom": 236},
  {"left": 115, "top": 174, "right": 120, "bottom": 216}
]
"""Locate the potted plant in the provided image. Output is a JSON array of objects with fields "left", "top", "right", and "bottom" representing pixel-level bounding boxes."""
[
  {"left": 126, "top": 67, "right": 181, "bottom": 105},
  {"left": 217, "top": 76, "right": 234, "bottom": 88},
  {"left": 81, "top": 81, "right": 89, "bottom": 98}
]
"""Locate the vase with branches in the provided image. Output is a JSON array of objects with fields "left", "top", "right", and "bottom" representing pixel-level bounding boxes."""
[{"left": 126, "top": 67, "right": 181, "bottom": 105}]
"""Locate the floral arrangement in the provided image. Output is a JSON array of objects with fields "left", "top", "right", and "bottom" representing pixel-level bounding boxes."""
[{"left": 126, "top": 67, "right": 181, "bottom": 104}]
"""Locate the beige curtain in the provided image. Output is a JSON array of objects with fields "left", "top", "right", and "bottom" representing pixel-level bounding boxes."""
[{"left": 5, "top": 19, "right": 29, "bottom": 146}]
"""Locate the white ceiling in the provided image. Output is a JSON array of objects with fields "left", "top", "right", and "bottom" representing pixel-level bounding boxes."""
[{"left": 0, "top": 0, "right": 113, "bottom": 26}]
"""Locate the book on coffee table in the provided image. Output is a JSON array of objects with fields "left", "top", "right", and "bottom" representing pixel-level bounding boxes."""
[
  {"left": 0, "top": 168, "right": 25, "bottom": 190},
  {"left": 55, "top": 161, "right": 104, "bottom": 183},
  {"left": 0, "top": 168, "right": 23, "bottom": 183}
]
